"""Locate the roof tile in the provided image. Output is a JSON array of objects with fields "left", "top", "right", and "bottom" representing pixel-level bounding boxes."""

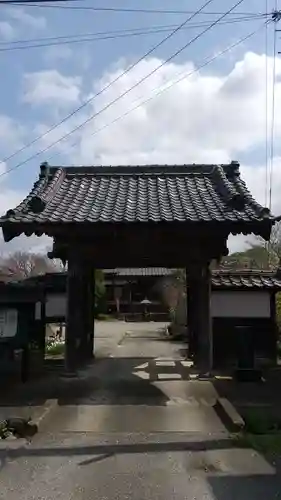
[
  {"left": 22, "top": 268, "right": 281, "bottom": 290},
  {"left": 211, "top": 270, "right": 281, "bottom": 289},
  {"left": 0, "top": 163, "right": 273, "bottom": 240}
]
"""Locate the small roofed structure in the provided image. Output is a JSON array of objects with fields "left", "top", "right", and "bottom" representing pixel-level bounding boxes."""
[
  {"left": 0, "top": 280, "right": 45, "bottom": 381},
  {"left": 209, "top": 270, "right": 281, "bottom": 369},
  {"left": 0, "top": 162, "right": 275, "bottom": 374}
]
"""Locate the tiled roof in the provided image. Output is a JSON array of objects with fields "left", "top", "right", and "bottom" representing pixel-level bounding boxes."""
[
  {"left": 103, "top": 268, "right": 175, "bottom": 276},
  {"left": 0, "top": 162, "right": 272, "bottom": 241},
  {"left": 22, "top": 272, "right": 66, "bottom": 291},
  {"left": 20, "top": 269, "right": 281, "bottom": 291},
  {"left": 211, "top": 270, "right": 281, "bottom": 290},
  {"left": 0, "top": 280, "right": 43, "bottom": 301}
]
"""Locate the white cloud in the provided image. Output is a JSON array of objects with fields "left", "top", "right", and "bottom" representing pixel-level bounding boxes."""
[
  {"left": 0, "top": 21, "right": 15, "bottom": 41},
  {"left": 240, "top": 158, "right": 281, "bottom": 216},
  {"left": 0, "top": 234, "right": 52, "bottom": 257},
  {"left": 22, "top": 70, "right": 82, "bottom": 109},
  {"left": 44, "top": 45, "right": 73, "bottom": 63},
  {"left": 0, "top": 162, "right": 6, "bottom": 176},
  {"left": 71, "top": 52, "right": 281, "bottom": 166},
  {"left": 7, "top": 7, "right": 46, "bottom": 30},
  {"left": 0, "top": 189, "right": 24, "bottom": 217},
  {"left": 227, "top": 234, "right": 253, "bottom": 254},
  {"left": 226, "top": 158, "right": 281, "bottom": 254},
  {"left": 0, "top": 162, "right": 52, "bottom": 256},
  {"left": 0, "top": 115, "right": 26, "bottom": 157}
]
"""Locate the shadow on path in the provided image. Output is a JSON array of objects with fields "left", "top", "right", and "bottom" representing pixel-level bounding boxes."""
[
  {"left": 0, "top": 436, "right": 241, "bottom": 460},
  {"left": 208, "top": 474, "right": 281, "bottom": 500},
  {"left": 0, "top": 357, "right": 183, "bottom": 407}
]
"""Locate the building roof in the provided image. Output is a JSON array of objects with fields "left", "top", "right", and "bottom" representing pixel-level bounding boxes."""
[
  {"left": 17, "top": 268, "right": 281, "bottom": 292},
  {"left": 0, "top": 280, "right": 43, "bottom": 302},
  {"left": 211, "top": 269, "right": 281, "bottom": 290},
  {"left": 0, "top": 162, "right": 273, "bottom": 241},
  {"left": 104, "top": 268, "right": 175, "bottom": 277},
  {"left": 22, "top": 272, "right": 66, "bottom": 292}
]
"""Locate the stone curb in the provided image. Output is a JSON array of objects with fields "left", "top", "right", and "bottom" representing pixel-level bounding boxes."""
[
  {"left": 31, "top": 399, "right": 57, "bottom": 429},
  {"left": 0, "top": 437, "right": 27, "bottom": 451},
  {"left": 215, "top": 397, "right": 245, "bottom": 432}
]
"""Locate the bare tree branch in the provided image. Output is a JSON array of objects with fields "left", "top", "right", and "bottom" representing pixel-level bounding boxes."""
[{"left": 0, "top": 251, "right": 64, "bottom": 282}]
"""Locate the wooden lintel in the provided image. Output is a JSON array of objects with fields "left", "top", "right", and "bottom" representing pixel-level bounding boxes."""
[{"left": 50, "top": 232, "right": 228, "bottom": 267}]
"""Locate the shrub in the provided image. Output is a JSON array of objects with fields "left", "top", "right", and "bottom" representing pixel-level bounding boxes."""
[
  {"left": 276, "top": 292, "right": 281, "bottom": 334},
  {"left": 45, "top": 340, "right": 65, "bottom": 356}
]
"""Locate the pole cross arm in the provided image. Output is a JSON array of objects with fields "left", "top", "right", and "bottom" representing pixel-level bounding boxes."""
[{"left": 272, "top": 10, "right": 281, "bottom": 22}]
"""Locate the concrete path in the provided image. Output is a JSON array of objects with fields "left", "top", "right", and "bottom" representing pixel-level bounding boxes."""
[{"left": 0, "top": 321, "right": 280, "bottom": 499}]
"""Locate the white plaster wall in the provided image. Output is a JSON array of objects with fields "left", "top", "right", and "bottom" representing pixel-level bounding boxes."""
[
  {"left": 44, "top": 290, "right": 271, "bottom": 320},
  {"left": 211, "top": 291, "right": 271, "bottom": 318},
  {"left": 0, "top": 309, "right": 18, "bottom": 338},
  {"left": 45, "top": 293, "right": 67, "bottom": 318}
]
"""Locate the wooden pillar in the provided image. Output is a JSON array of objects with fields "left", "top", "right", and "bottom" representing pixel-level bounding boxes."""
[
  {"left": 187, "top": 261, "right": 213, "bottom": 373},
  {"left": 197, "top": 262, "right": 213, "bottom": 373},
  {"left": 77, "top": 263, "right": 95, "bottom": 362},
  {"left": 86, "top": 267, "right": 95, "bottom": 359},
  {"left": 39, "top": 296, "right": 46, "bottom": 355},
  {"left": 65, "top": 251, "right": 88, "bottom": 373},
  {"left": 270, "top": 292, "right": 278, "bottom": 366},
  {"left": 129, "top": 285, "right": 132, "bottom": 310},
  {"left": 186, "top": 270, "right": 198, "bottom": 359}
]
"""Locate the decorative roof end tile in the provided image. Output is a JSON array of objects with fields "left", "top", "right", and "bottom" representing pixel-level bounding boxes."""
[
  {"left": 28, "top": 196, "right": 46, "bottom": 214},
  {"left": 39, "top": 162, "right": 49, "bottom": 178}
]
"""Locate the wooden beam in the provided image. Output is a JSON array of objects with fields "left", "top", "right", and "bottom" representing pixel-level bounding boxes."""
[
  {"left": 186, "top": 270, "right": 199, "bottom": 360},
  {"left": 50, "top": 232, "right": 229, "bottom": 268},
  {"left": 87, "top": 266, "right": 95, "bottom": 359},
  {"left": 270, "top": 292, "right": 278, "bottom": 365}
]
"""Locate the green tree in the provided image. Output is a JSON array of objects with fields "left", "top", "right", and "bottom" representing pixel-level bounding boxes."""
[
  {"left": 216, "top": 245, "right": 271, "bottom": 270},
  {"left": 276, "top": 293, "right": 281, "bottom": 334}
]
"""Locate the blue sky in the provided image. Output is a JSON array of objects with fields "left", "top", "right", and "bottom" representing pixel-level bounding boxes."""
[{"left": 0, "top": 0, "right": 280, "bottom": 253}]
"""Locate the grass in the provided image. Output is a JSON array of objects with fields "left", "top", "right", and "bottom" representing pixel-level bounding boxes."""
[
  {"left": 232, "top": 408, "right": 281, "bottom": 456},
  {"left": 45, "top": 341, "right": 65, "bottom": 356},
  {"left": 243, "top": 409, "right": 281, "bottom": 434},
  {"left": 277, "top": 339, "right": 281, "bottom": 359},
  {"left": 233, "top": 432, "right": 281, "bottom": 456},
  {"left": 96, "top": 313, "right": 115, "bottom": 321}
]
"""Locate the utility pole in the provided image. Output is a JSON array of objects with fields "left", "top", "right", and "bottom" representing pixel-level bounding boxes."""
[{"left": 275, "top": 9, "right": 281, "bottom": 54}]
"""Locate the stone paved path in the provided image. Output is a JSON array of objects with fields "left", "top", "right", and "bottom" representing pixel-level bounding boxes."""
[{"left": 0, "top": 321, "right": 280, "bottom": 499}]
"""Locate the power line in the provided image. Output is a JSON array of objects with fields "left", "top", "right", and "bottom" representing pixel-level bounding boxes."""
[
  {"left": 265, "top": 0, "right": 270, "bottom": 266},
  {"left": 0, "top": 0, "right": 248, "bottom": 176},
  {"left": 268, "top": 7, "right": 280, "bottom": 212},
  {"left": 1, "top": 1, "right": 266, "bottom": 16},
  {"left": 0, "top": 0, "right": 216, "bottom": 165},
  {"left": 0, "top": 23, "right": 181, "bottom": 45},
  {"left": 264, "top": 0, "right": 269, "bottom": 209},
  {"left": 0, "top": 14, "right": 267, "bottom": 52},
  {"left": 48, "top": 20, "right": 270, "bottom": 165},
  {"left": 0, "top": 14, "right": 265, "bottom": 45},
  {"left": 1, "top": 20, "right": 269, "bottom": 180},
  {"left": 0, "top": 0, "right": 81, "bottom": 3}
]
